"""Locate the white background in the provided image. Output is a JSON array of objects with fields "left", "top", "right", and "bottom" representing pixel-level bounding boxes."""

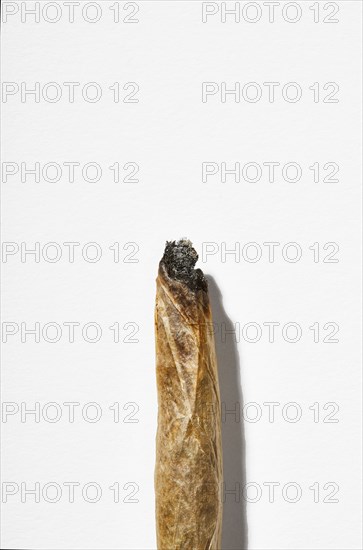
[{"left": 1, "top": 1, "right": 362, "bottom": 549}]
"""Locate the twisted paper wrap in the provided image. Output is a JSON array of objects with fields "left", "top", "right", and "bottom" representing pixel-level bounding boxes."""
[{"left": 155, "top": 240, "right": 223, "bottom": 550}]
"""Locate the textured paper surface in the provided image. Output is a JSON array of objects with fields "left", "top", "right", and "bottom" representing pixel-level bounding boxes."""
[
  {"left": 155, "top": 261, "right": 223, "bottom": 549},
  {"left": 2, "top": 2, "right": 362, "bottom": 549}
]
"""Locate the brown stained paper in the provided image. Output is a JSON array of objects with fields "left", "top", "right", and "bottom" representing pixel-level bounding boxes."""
[{"left": 155, "top": 240, "right": 223, "bottom": 550}]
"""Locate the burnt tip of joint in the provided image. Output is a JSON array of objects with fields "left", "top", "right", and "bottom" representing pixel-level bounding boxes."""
[{"left": 160, "top": 239, "right": 208, "bottom": 292}]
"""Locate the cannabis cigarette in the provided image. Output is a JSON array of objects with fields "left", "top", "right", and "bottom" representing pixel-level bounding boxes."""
[{"left": 154, "top": 239, "right": 223, "bottom": 550}]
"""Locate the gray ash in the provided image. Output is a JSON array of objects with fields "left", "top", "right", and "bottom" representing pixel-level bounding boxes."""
[{"left": 161, "top": 239, "right": 207, "bottom": 292}]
